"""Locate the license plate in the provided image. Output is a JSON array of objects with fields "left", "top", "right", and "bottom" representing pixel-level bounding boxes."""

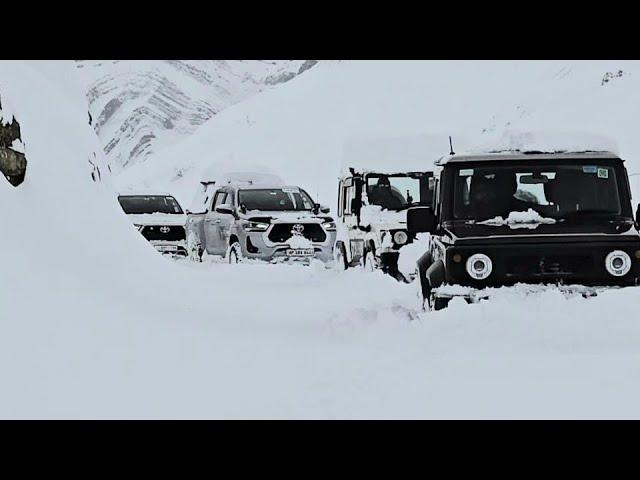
[
  {"left": 156, "top": 245, "right": 177, "bottom": 253},
  {"left": 286, "top": 248, "right": 314, "bottom": 257}
]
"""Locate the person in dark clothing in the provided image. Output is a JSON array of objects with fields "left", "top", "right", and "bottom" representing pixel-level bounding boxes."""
[
  {"left": 469, "top": 172, "right": 532, "bottom": 220},
  {"left": 367, "top": 175, "right": 405, "bottom": 210}
]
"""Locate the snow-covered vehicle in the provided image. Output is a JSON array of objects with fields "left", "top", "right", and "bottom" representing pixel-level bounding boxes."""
[
  {"left": 118, "top": 193, "right": 188, "bottom": 257},
  {"left": 186, "top": 173, "right": 336, "bottom": 264},
  {"left": 334, "top": 169, "right": 434, "bottom": 281},
  {"left": 408, "top": 150, "right": 640, "bottom": 310}
]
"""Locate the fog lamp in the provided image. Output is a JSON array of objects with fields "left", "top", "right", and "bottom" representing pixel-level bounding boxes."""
[
  {"left": 393, "top": 231, "right": 408, "bottom": 245},
  {"left": 465, "top": 253, "right": 492, "bottom": 280},
  {"left": 605, "top": 250, "right": 631, "bottom": 277}
]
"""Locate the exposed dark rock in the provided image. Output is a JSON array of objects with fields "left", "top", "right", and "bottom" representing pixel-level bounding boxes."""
[
  {"left": 298, "top": 60, "right": 318, "bottom": 75},
  {"left": 601, "top": 70, "right": 624, "bottom": 86},
  {"left": 0, "top": 95, "right": 27, "bottom": 187}
]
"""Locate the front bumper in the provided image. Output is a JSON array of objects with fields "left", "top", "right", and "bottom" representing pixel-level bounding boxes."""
[
  {"left": 241, "top": 230, "right": 336, "bottom": 263},
  {"left": 150, "top": 240, "right": 188, "bottom": 256},
  {"left": 433, "top": 283, "right": 614, "bottom": 304}
]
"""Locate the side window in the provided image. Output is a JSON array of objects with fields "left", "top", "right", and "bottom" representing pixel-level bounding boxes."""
[
  {"left": 342, "top": 177, "right": 354, "bottom": 215},
  {"left": 212, "top": 191, "right": 228, "bottom": 210},
  {"left": 226, "top": 189, "right": 235, "bottom": 207}
]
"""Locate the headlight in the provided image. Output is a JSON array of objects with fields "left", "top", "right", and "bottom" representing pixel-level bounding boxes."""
[
  {"left": 466, "top": 253, "right": 493, "bottom": 280},
  {"left": 393, "top": 230, "right": 408, "bottom": 245},
  {"left": 605, "top": 250, "right": 631, "bottom": 276},
  {"left": 322, "top": 221, "right": 336, "bottom": 231},
  {"left": 244, "top": 221, "right": 270, "bottom": 232}
]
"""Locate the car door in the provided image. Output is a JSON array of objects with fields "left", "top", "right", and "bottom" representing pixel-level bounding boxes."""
[
  {"left": 204, "top": 190, "right": 228, "bottom": 255},
  {"left": 213, "top": 188, "right": 235, "bottom": 253},
  {"left": 341, "top": 177, "right": 365, "bottom": 263}
]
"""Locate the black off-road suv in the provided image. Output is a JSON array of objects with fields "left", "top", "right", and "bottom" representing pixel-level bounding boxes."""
[{"left": 407, "top": 151, "right": 640, "bottom": 310}]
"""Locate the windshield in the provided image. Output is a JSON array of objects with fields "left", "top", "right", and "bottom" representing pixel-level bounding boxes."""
[
  {"left": 366, "top": 173, "right": 432, "bottom": 211},
  {"left": 452, "top": 164, "right": 623, "bottom": 222},
  {"left": 118, "top": 195, "right": 183, "bottom": 215},
  {"left": 238, "top": 188, "right": 314, "bottom": 211}
]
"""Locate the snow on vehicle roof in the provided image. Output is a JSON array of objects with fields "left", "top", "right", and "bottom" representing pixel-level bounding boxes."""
[
  {"left": 340, "top": 134, "right": 452, "bottom": 176},
  {"left": 235, "top": 184, "right": 301, "bottom": 190},
  {"left": 436, "top": 150, "right": 621, "bottom": 166},
  {"left": 117, "top": 190, "right": 176, "bottom": 197},
  {"left": 204, "top": 172, "right": 286, "bottom": 187},
  {"left": 200, "top": 162, "right": 285, "bottom": 187}
]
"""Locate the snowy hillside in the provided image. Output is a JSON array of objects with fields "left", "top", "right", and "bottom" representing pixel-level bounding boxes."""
[
  {"left": 5, "top": 61, "right": 640, "bottom": 418},
  {"left": 115, "top": 60, "right": 640, "bottom": 209},
  {"left": 76, "top": 60, "right": 317, "bottom": 173}
]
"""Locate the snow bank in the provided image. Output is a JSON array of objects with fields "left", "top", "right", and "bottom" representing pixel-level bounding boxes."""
[{"left": 7, "top": 61, "right": 640, "bottom": 419}]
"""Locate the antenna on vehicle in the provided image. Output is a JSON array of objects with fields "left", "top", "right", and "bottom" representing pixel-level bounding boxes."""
[{"left": 449, "top": 136, "right": 455, "bottom": 156}]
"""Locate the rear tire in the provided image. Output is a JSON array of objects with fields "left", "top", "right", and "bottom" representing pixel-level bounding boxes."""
[{"left": 226, "top": 242, "right": 243, "bottom": 264}]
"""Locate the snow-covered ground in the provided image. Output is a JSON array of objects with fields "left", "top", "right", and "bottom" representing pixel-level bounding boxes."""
[{"left": 3, "top": 60, "right": 640, "bottom": 418}]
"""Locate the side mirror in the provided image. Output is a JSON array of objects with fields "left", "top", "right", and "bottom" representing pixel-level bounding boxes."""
[
  {"left": 350, "top": 197, "right": 362, "bottom": 216},
  {"left": 636, "top": 203, "right": 640, "bottom": 226},
  {"left": 313, "top": 203, "right": 331, "bottom": 214},
  {"left": 215, "top": 204, "right": 234, "bottom": 215},
  {"left": 407, "top": 206, "right": 437, "bottom": 234}
]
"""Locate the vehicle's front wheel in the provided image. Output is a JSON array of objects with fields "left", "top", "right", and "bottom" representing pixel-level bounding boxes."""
[
  {"left": 226, "top": 242, "right": 243, "bottom": 264},
  {"left": 189, "top": 243, "right": 204, "bottom": 262},
  {"left": 429, "top": 292, "right": 450, "bottom": 311}
]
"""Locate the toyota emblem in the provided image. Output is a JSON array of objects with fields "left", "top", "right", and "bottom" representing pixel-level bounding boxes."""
[
  {"left": 160, "top": 226, "right": 170, "bottom": 234},
  {"left": 292, "top": 224, "right": 305, "bottom": 235}
]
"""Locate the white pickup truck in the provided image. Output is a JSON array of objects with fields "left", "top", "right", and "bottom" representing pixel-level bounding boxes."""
[{"left": 185, "top": 172, "right": 336, "bottom": 264}]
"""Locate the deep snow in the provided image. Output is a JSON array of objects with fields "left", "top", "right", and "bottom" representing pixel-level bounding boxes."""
[{"left": 3, "top": 60, "right": 640, "bottom": 418}]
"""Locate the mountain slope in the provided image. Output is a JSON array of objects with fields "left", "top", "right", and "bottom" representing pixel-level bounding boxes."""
[{"left": 76, "top": 60, "right": 317, "bottom": 173}]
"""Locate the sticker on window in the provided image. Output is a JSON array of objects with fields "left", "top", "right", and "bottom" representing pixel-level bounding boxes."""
[
  {"left": 583, "top": 166, "right": 598, "bottom": 174},
  {"left": 598, "top": 168, "right": 609, "bottom": 179},
  {"left": 459, "top": 169, "right": 474, "bottom": 177},
  {"left": 282, "top": 187, "right": 300, "bottom": 193}
]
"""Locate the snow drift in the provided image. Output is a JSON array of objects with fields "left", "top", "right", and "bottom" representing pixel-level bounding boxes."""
[{"left": 4, "top": 61, "right": 640, "bottom": 419}]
